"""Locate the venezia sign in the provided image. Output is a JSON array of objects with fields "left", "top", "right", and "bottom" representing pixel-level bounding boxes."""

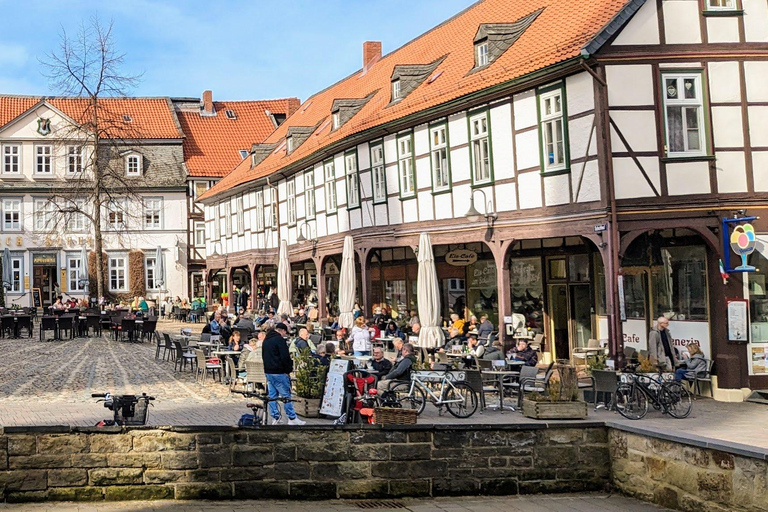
[{"left": 445, "top": 250, "right": 477, "bottom": 267}]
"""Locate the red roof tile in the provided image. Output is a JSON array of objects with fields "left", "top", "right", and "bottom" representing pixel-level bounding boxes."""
[
  {"left": 176, "top": 98, "right": 300, "bottom": 178},
  {"left": 202, "top": 0, "right": 632, "bottom": 201}
]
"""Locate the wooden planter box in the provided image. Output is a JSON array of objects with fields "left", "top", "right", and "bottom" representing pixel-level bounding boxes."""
[
  {"left": 521, "top": 399, "right": 588, "bottom": 420},
  {"left": 293, "top": 397, "right": 321, "bottom": 418}
]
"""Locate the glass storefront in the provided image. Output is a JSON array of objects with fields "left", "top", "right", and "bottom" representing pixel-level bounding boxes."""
[
  {"left": 748, "top": 251, "right": 768, "bottom": 375},
  {"left": 467, "top": 258, "right": 498, "bottom": 326}
]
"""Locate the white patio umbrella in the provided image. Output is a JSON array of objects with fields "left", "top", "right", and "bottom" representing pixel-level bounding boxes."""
[
  {"left": 337, "top": 235, "right": 356, "bottom": 329},
  {"left": 2, "top": 248, "right": 11, "bottom": 291},
  {"left": 79, "top": 246, "right": 89, "bottom": 296},
  {"left": 417, "top": 232, "right": 444, "bottom": 348},
  {"left": 155, "top": 246, "right": 165, "bottom": 290},
  {"left": 276, "top": 239, "right": 293, "bottom": 316}
]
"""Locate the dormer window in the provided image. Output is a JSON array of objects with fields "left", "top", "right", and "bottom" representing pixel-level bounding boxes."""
[
  {"left": 332, "top": 112, "right": 340, "bottom": 130},
  {"left": 392, "top": 80, "right": 402, "bottom": 101},
  {"left": 126, "top": 154, "right": 141, "bottom": 176},
  {"left": 286, "top": 136, "right": 294, "bottom": 153},
  {"left": 475, "top": 41, "right": 489, "bottom": 67}
]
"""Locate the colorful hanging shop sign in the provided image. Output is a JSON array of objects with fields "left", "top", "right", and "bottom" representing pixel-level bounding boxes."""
[{"left": 723, "top": 216, "right": 758, "bottom": 273}]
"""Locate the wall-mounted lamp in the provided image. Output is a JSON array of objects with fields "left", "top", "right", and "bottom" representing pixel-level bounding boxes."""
[
  {"left": 297, "top": 221, "right": 317, "bottom": 255},
  {"left": 464, "top": 189, "right": 498, "bottom": 226}
]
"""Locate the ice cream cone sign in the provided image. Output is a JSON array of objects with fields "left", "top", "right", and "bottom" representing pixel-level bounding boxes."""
[{"left": 730, "top": 223, "right": 756, "bottom": 271}]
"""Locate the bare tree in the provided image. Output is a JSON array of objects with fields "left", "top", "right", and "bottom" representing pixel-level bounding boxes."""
[{"left": 40, "top": 16, "right": 145, "bottom": 300}]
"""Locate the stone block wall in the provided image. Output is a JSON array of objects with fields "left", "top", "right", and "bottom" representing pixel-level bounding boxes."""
[
  {"left": 610, "top": 430, "right": 768, "bottom": 512},
  {"left": 0, "top": 425, "right": 610, "bottom": 503}
]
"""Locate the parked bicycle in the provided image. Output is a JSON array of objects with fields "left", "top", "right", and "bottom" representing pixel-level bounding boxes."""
[
  {"left": 613, "top": 365, "right": 692, "bottom": 420},
  {"left": 93, "top": 392, "right": 154, "bottom": 426},
  {"left": 240, "top": 391, "right": 297, "bottom": 426},
  {"left": 388, "top": 370, "right": 478, "bottom": 418}
]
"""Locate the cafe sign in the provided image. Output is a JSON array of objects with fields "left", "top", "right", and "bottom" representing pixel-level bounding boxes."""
[
  {"left": 445, "top": 250, "right": 477, "bottom": 267},
  {"left": 33, "top": 253, "right": 57, "bottom": 265}
]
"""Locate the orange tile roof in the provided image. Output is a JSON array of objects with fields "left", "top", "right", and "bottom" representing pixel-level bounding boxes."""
[
  {"left": 0, "top": 96, "right": 182, "bottom": 139},
  {"left": 176, "top": 98, "right": 300, "bottom": 178},
  {"left": 202, "top": 0, "right": 632, "bottom": 201}
]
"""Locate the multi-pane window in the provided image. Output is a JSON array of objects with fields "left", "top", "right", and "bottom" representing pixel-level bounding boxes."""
[
  {"left": 9, "top": 256, "right": 22, "bottom": 292},
  {"left": 264, "top": 188, "right": 277, "bottom": 229},
  {"left": 708, "top": 0, "right": 736, "bottom": 9},
  {"left": 107, "top": 201, "right": 125, "bottom": 230},
  {"left": 397, "top": 134, "right": 415, "bottom": 197},
  {"left": 475, "top": 42, "right": 489, "bottom": 67},
  {"left": 144, "top": 198, "right": 162, "bottom": 229},
  {"left": 126, "top": 154, "right": 140, "bottom": 176},
  {"left": 34, "top": 199, "right": 56, "bottom": 231},
  {"left": 324, "top": 161, "right": 337, "bottom": 213},
  {"left": 66, "top": 199, "right": 87, "bottom": 232},
  {"left": 304, "top": 171, "right": 316, "bottom": 220},
  {"left": 392, "top": 80, "right": 401, "bottom": 101},
  {"left": 430, "top": 125, "right": 450, "bottom": 191},
  {"left": 35, "top": 145, "right": 52, "bottom": 174},
  {"left": 222, "top": 202, "right": 231, "bottom": 234},
  {"left": 663, "top": 73, "right": 706, "bottom": 156},
  {"left": 286, "top": 137, "right": 294, "bottom": 153},
  {"left": 195, "top": 221, "right": 206, "bottom": 246},
  {"left": 538, "top": 88, "right": 567, "bottom": 172},
  {"left": 236, "top": 196, "right": 244, "bottom": 233},
  {"left": 254, "top": 190, "right": 265, "bottom": 231},
  {"left": 332, "top": 112, "right": 341, "bottom": 130},
  {"left": 3, "top": 199, "right": 21, "bottom": 230},
  {"left": 145, "top": 256, "right": 157, "bottom": 290},
  {"left": 3, "top": 145, "right": 20, "bottom": 174},
  {"left": 470, "top": 112, "right": 492, "bottom": 182},
  {"left": 287, "top": 179, "right": 297, "bottom": 225},
  {"left": 213, "top": 205, "right": 221, "bottom": 239},
  {"left": 345, "top": 152, "right": 360, "bottom": 208},
  {"left": 371, "top": 144, "right": 387, "bottom": 204},
  {"left": 67, "top": 255, "right": 84, "bottom": 292},
  {"left": 109, "top": 256, "right": 127, "bottom": 292},
  {"left": 68, "top": 146, "right": 83, "bottom": 174}
]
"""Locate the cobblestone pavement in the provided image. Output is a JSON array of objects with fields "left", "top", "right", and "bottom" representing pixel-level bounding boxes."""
[{"left": 0, "top": 494, "right": 672, "bottom": 511}]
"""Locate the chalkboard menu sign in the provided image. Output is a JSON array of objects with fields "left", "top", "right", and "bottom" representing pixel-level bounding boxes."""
[
  {"left": 320, "top": 359, "right": 351, "bottom": 417},
  {"left": 32, "top": 288, "right": 42, "bottom": 308}
]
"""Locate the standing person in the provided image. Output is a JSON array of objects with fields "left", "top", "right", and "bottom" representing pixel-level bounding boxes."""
[
  {"left": 261, "top": 323, "right": 305, "bottom": 425},
  {"left": 238, "top": 287, "right": 249, "bottom": 314},
  {"left": 350, "top": 316, "right": 372, "bottom": 356},
  {"left": 269, "top": 287, "right": 280, "bottom": 313},
  {"left": 648, "top": 316, "right": 678, "bottom": 371}
]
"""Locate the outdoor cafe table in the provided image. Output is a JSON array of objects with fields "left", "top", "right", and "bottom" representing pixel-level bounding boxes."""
[
  {"left": 374, "top": 337, "right": 394, "bottom": 350},
  {"left": 481, "top": 369, "right": 521, "bottom": 411},
  {"left": 1, "top": 314, "right": 30, "bottom": 339},
  {"left": 212, "top": 350, "right": 241, "bottom": 381}
]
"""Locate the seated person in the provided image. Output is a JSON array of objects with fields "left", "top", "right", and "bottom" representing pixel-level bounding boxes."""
[
  {"left": 291, "top": 327, "right": 317, "bottom": 354},
  {"left": 450, "top": 313, "right": 465, "bottom": 334},
  {"left": 209, "top": 312, "right": 223, "bottom": 335},
  {"left": 383, "top": 320, "right": 404, "bottom": 340},
  {"left": 228, "top": 330, "right": 242, "bottom": 352},
  {"left": 376, "top": 343, "right": 417, "bottom": 392},
  {"left": 234, "top": 312, "right": 256, "bottom": 333},
  {"left": 407, "top": 323, "right": 421, "bottom": 344},
  {"left": 370, "top": 347, "right": 393, "bottom": 374},
  {"left": 477, "top": 315, "right": 494, "bottom": 343},
  {"left": 467, "top": 334, "right": 485, "bottom": 358},
  {"left": 294, "top": 308, "right": 308, "bottom": 325},
  {"left": 390, "top": 337, "right": 404, "bottom": 363},
  {"left": 508, "top": 339, "right": 538, "bottom": 366},
  {"left": 675, "top": 343, "right": 707, "bottom": 382},
  {"left": 368, "top": 320, "right": 381, "bottom": 341},
  {"left": 481, "top": 340, "right": 505, "bottom": 361},
  {"left": 438, "top": 328, "right": 464, "bottom": 353},
  {"left": 312, "top": 343, "right": 334, "bottom": 367}
]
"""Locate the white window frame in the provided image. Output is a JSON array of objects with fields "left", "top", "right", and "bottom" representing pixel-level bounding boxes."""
[
  {"left": 67, "top": 145, "right": 83, "bottom": 174},
  {"left": 35, "top": 145, "right": 52, "bottom": 175},
  {"left": 194, "top": 221, "right": 206, "bottom": 246},
  {"left": 106, "top": 200, "right": 126, "bottom": 230},
  {"left": 304, "top": 171, "right": 316, "bottom": 220},
  {"left": 287, "top": 179, "right": 297, "bottom": 226},
  {"left": 222, "top": 201, "right": 231, "bottom": 235},
  {"left": 34, "top": 199, "right": 56, "bottom": 232},
  {"left": 332, "top": 112, "right": 341, "bottom": 130},
  {"left": 145, "top": 256, "right": 158, "bottom": 291},
  {"left": 476, "top": 41, "right": 489, "bottom": 67},
  {"left": 238, "top": 149, "right": 248, "bottom": 159},
  {"left": 345, "top": 152, "right": 360, "bottom": 209},
  {"left": 392, "top": 80, "right": 401, "bottom": 101},
  {"left": 662, "top": 73, "right": 706, "bottom": 158},
  {"left": 67, "top": 200, "right": 88, "bottom": 233},
  {"left": 469, "top": 112, "right": 492, "bottom": 182},
  {"left": 370, "top": 143, "right": 387, "bottom": 204},
  {"left": 2, "top": 144, "right": 20, "bottom": 175},
  {"left": 67, "top": 254, "right": 84, "bottom": 292},
  {"left": 538, "top": 89, "right": 567, "bottom": 173},
  {"left": 254, "top": 190, "right": 265, "bottom": 231},
  {"left": 8, "top": 255, "right": 23, "bottom": 293},
  {"left": 236, "top": 196, "right": 244, "bottom": 234},
  {"left": 286, "top": 137, "right": 294, "bottom": 153},
  {"left": 3, "top": 198, "right": 21, "bottom": 231},
  {"left": 397, "top": 134, "right": 415, "bottom": 198},
  {"left": 126, "top": 154, "right": 141, "bottom": 176},
  {"left": 108, "top": 255, "right": 127, "bottom": 292},
  {"left": 708, "top": 0, "right": 737, "bottom": 10},
  {"left": 264, "top": 188, "right": 276, "bottom": 230},
  {"left": 143, "top": 197, "right": 162, "bottom": 230},
  {"left": 324, "top": 160, "right": 337, "bottom": 213},
  {"left": 430, "top": 125, "right": 450, "bottom": 192}
]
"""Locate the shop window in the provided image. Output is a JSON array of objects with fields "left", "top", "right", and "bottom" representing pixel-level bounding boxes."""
[
  {"left": 651, "top": 246, "right": 708, "bottom": 321},
  {"left": 748, "top": 251, "right": 768, "bottom": 343},
  {"left": 510, "top": 256, "right": 544, "bottom": 334},
  {"left": 548, "top": 259, "right": 567, "bottom": 280},
  {"left": 385, "top": 280, "right": 408, "bottom": 318},
  {"left": 569, "top": 254, "right": 590, "bottom": 282},
  {"left": 594, "top": 254, "right": 606, "bottom": 316},
  {"left": 622, "top": 271, "right": 648, "bottom": 320}
]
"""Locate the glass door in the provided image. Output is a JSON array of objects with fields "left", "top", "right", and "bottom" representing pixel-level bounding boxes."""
[
  {"left": 548, "top": 283, "right": 569, "bottom": 360},
  {"left": 570, "top": 284, "right": 593, "bottom": 349}
]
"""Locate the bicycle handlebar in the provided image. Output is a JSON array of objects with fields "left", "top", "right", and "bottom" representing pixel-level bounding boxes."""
[{"left": 91, "top": 393, "right": 108, "bottom": 398}]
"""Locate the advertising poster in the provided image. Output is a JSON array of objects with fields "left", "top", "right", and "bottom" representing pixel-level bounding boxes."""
[
  {"left": 751, "top": 345, "right": 768, "bottom": 375},
  {"left": 727, "top": 299, "right": 749, "bottom": 342}
]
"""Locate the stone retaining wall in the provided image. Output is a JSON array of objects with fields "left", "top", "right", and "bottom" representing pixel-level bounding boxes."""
[
  {"left": 0, "top": 425, "right": 610, "bottom": 503},
  {"left": 610, "top": 429, "right": 767, "bottom": 512}
]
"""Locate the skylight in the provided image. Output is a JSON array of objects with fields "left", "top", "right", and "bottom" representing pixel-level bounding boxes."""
[{"left": 225, "top": 110, "right": 237, "bottom": 119}]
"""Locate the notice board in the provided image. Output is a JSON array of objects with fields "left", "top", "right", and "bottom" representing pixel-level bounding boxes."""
[
  {"left": 319, "top": 359, "right": 351, "bottom": 417},
  {"left": 32, "top": 288, "right": 42, "bottom": 308}
]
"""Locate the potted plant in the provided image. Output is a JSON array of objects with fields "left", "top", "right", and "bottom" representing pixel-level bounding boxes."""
[
  {"left": 293, "top": 348, "right": 328, "bottom": 418},
  {"left": 583, "top": 352, "right": 608, "bottom": 403},
  {"left": 522, "top": 362, "right": 589, "bottom": 420}
]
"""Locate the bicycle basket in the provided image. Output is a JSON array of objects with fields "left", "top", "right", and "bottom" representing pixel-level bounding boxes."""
[{"left": 113, "top": 396, "right": 150, "bottom": 426}]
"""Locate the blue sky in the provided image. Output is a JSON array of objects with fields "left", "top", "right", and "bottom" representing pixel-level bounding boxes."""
[{"left": 0, "top": 0, "right": 473, "bottom": 102}]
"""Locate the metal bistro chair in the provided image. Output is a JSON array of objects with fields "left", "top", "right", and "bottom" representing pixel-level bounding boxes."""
[
  {"left": 141, "top": 319, "right": 157, "bottom": 342},
  {"left": 1, "top": 316, "right": 14, "bottom": 338},
  {"left": 693, "top": 359, "right": 714, "bottom": 398},
  {"left": 173, "top": 340, "right": 197, "bottom": 373},
  {"left": 85, "top": 315, "right": 101, "bottom": 337},
  {"left": 162, "top": 333, "right": 176, "bottom": 362},
  {"left": 40, "top": 316, "right": 57, "bottom": 341},
  {"left": 507, "top": 365, "right": 545, "bottom": 408},
  {"left": 591, "top": 369, "right": 619, "bottom": 410},
  {"left": 465, "top": 369, "right": 498, "bottom": 412},
  {"left": 117, "top": 318, "right": 136, "bottom": 342},
  {"left": 16, "top": 315, "right": 32, "bottom": 338},
  {"left": 155, "top": 332, "right": 165, "bottom": 360},
  {"left": 58, "top": 316, "right": 75, "bottom": 340},
  {"left": 195, "top": 349, "right": 222, "bottom": 384}
]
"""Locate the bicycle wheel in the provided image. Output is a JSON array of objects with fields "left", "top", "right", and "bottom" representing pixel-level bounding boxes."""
[
  {"left": 662, "top": 381, "right": 692, "bottom": 419},
  {"left": 444, "top": 382, "right": 478, "bottom": 418},
  {"left": 614, "top": 383, "right": 648, "bottom": 420},
  {"left": 390, "top": 382, "right": 426, "bottom": 415}
]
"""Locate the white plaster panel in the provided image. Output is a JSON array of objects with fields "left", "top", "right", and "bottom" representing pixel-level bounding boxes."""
[
  {"left": 402, "top": 198, "right": 418, "bottom": 223},
  {"left": 350, "top": 208, "right": 362, "bottom": 230},
  {"left": 326, "top": 213, "right": 338, "bottom": 235},
  {"left": 387, "top": 197, "right": 402, "bottom": 225},
  {"left": 296, "top": 194, "right": 305, "bottom": 220},
  {"left": 414, "top": 123, "right": 429, "bottom": 157},
  {"left": 517, "top": 172, "right": 542, "bottom": 209},
  {"left": 383, "top": 135, "right": 398, "bottom": 167},
  {"left": 708, "top": 61, "right": 741, "bottom": 103},
  {"left": 715, "top": 151, "right": 748, "bottom": 194},
  {"left": 612, "top": 0, "right": 660, "bottom": 45},
  {"left": 452, "top": 183, "right": 472, "bottom": 221},
  {"left": 569, "top": 114, "right": 597, "bottom": 161},
  {"left": 565, "top": 72, "right": 595, "bottom": 115},
  {"left": 609, "top": 110, "right": 658, "bottom": 153},
  {"left": 361, "top": 201, "right": 373, "bottom": 228},
  {"left": 752, "top": 151, "right": 768, "bottom": 191},
  {"left": 745, "top": 62, "right": 768, "bottom": 102},
  {"left": 612, "top": 157, "right": 661, "bottom": 199},
  {"left": 375, "top": 203, "right": 389, "bottom": 226},
  {"left": 418, "top": 191, "right": 434, "bottom": 221},
  {"left": 433, "top": 193, "right": 453, "bottom": 220},
  {"left": 572, "top": 160, "right": 600, "bottom": 203},
  {"left": 450, "top": 146, "right": 471, "bottom": 182},
  {"left": 494, "top": 182, "right": 517, "bottom": 212},
  {"left": 711, "top": 106, "right": 744, "bottom": 148},
  {"left": 605, "top": 65, "right": 655, "bottom": 107},
  {"left": 744, "top": 0, "right": 768, "bottom": 42},
  {"left": 448, "top": 112, "right": 468, "bottom": 146},
  {"left": 666, "top": 161, "right": 711, "bottom": 195},
  {"left": 359, "top": 170, "right": 372, "bottom": 200},
  {"left": 415, "top": 155, "right": 431, "bottom": 192},
  {"left": 385, "top": 164, "right": 399, "bottom": 197},
  {"left": 543, "top": 173, "right": 570, "bottom": 206},
  {"left": 490, "top": 102, "right": 515, "bottom": 180},
  {"left": 749, "top": 106, "right": 768, "bottom": 146},
  {"left": 515, "top": 130, "right": 540, "bottom": 171},
  {"left": 662, "top": 1, "right": 702, "bottom": 44},
  {"left": 315, "top": 185, "right": 325, "bottom": 215},
  {"left": 313, "top": 163, "right": 323, "bottom": 190},
  {"left": 707, "top": 17, "right": 740, "bottom": 43},
  {"left": 357, "top": 142, "right": 370, "bottom": 170},
  {"left": 337, "top": 210, "right": 350, "bottom": 233},
  {"left": 513, "top": 90, "right": 537, "bottom": 130}
]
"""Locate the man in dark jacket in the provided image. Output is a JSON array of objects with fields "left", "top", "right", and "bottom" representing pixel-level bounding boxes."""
[
  {"left": 509, "top": 339, "right": 538, "bottom": 367},
  {"left": 377, "top": 343, "right": 417, "bottom": 392},
  {"left": 370, "top": 347, "right": 393, "bottom": 374},
  {"left": 481, "top": 340, "right": 505, "bottom": 361},
  {"left": 261, "top": 323, "right": 305, "bottom": 425}
]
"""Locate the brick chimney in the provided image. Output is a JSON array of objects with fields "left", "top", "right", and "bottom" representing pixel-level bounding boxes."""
[
  {"left": 363, "top": 41, "right": 382, "bottom": 70},
  {"left": 201, "top": 90, "right": 214, "bottom": 115}
]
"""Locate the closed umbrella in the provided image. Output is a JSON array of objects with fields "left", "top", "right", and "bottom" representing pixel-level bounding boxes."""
[
  {"left": 155, "top": 247, "right": 165, "bottom": 290},
  {"left": 2, "top": 248, "right": 11, "bottom": 291},
  {"left": 417, "top": 232, "right": 444, "bottom": 348},
  {"left": 80, "top": 246, "right": 89, "bottom": 296},
  {"left": 276, "top": 239, "right": 293, "bottom": 316},
  {"left": 337, "top": 235, "right": 356, "bottom": 329}
]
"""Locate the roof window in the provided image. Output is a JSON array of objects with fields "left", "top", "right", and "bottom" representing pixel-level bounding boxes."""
[
  {"left": 286, "top": 136, "right": 294, "bottom": 153},
  {"left": 391, "top": 80, "right": 402, "bottom": 102},
  {"left": 388, "top": 56, "right": 446, "bottom": 105},
  {"left": 330, "top": 93, "right": 375, "bottom": 131},
  {"left": 225, "top": 109, "right": 236, "bottom": 120},
  {"left": 332, "top": 112, "right": 340, "bottom": 130},
  {"left": 122, "top": 114, "right": 132, "bottom": 123},
  {"left": 239, "top": 150, "right": 248, "bottom": 159},
  {"left": 471, "top": 9, "right": 543, "bottom": 72}
]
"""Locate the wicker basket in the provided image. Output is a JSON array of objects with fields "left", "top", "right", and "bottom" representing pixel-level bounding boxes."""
[{"left": 372, "top": 407, "right": 418, "bottom": 425}]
